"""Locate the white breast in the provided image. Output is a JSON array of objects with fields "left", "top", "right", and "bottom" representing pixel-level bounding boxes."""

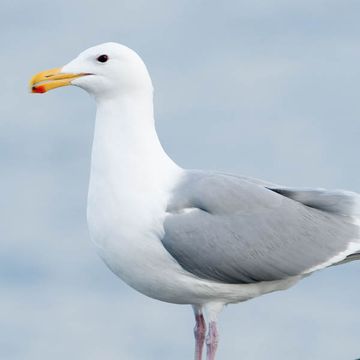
[{"left": 86, "top": 93, "right": 199, "bottom": 302}]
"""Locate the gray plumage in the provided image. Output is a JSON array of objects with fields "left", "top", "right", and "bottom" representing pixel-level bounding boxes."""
[{"left": 162, "top": 171, "right": 360, "bottom": 284}]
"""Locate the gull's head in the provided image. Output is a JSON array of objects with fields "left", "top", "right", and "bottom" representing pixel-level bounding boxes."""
[{"left": 30, "top": 42, "right": 153, "bottom": 99}]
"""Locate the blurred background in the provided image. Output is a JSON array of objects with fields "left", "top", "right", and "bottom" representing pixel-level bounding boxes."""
[{"left": 2, "top": 0, "right": 360, "bottom": 359}]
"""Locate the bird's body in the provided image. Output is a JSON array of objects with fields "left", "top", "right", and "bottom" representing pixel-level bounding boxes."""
[
  {"left": 30, "top": 42, "right": 360, "bottom": 359},
  {"left": 86, "top": 87, "right": 301, "bottom": 306}
]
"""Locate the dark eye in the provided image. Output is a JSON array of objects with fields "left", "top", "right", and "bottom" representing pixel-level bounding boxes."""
[{"left": 97, "top": 54, "right": 109, "bottom": 63}]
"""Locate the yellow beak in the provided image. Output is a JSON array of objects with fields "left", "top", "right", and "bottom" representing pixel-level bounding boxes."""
[{"left": 29, "top": 67, "right": 88, "bottom": 93}]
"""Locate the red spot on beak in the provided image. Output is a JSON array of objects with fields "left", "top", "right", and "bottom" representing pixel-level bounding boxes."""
[{"left": 32, "top": 85, "right": 46, "bottom": 93}]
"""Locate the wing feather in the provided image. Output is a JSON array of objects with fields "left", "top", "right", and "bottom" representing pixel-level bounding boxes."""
[{"left": 162, "top": 171, "right": 360, "bottom": 284}]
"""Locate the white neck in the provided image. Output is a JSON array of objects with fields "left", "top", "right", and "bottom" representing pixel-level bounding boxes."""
[
  {"left": 92, "top": 92, "right": 177, "bottom": 177},
  {"left": 87, "top": 91, "right": 181, "bottom": 239}
]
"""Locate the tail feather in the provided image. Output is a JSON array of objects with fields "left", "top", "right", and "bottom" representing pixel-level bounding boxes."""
[{"left": 332, "top": 252, "right": 360, "bottom": 266}]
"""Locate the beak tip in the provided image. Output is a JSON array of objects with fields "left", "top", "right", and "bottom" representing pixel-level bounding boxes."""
[{"left": 31, "top": 85, "right": 46, "bottom": 94}]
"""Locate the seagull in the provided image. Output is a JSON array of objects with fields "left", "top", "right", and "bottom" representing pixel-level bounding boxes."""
[{"left": 30, "top": 42, "right": 360, "bottom": 360}]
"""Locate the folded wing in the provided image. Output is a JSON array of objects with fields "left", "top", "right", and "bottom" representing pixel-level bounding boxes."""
[{"left": 162, "top": 171, "right": 360, "bottom": 284}]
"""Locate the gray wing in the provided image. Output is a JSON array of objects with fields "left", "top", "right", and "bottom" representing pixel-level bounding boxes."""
[
  {"left": 266, "top": 186, "right": 360, "bottom": 216},
  {"left": 162, "top": 171, "right": 360, "bottom": 284}
]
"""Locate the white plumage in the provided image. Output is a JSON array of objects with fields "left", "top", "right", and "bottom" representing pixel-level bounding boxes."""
[{"left": 30, "top": 42, "right": 360, "bottom": 360}]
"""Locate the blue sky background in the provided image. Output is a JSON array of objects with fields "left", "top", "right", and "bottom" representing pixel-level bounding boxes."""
[{"left": 2, "top": 1, "right": 360, "bottom": 359}]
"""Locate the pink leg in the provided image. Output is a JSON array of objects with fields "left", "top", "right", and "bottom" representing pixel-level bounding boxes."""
[
  {"left": 206, "top": 321, "right": 219, "bottom": 360},
  {"left": 193, "top": 311, "right": 206, "bottom": 360}
]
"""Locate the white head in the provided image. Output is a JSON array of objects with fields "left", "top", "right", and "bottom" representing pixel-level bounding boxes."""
[{"left": 30, "top": 42, "right": 153, "bottom": 100}]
